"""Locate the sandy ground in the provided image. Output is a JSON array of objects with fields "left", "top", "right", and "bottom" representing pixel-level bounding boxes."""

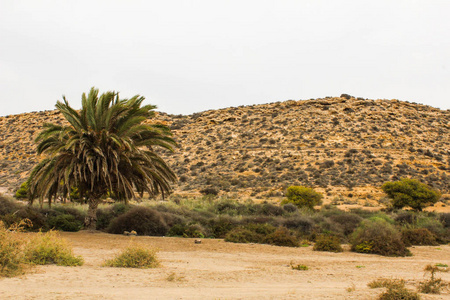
[{"left": 0, "top": 231, "right": 449, "bottom": 300}]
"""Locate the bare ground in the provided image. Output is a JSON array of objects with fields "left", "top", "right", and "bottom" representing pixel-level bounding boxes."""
[{"left": 0, "top": 231, "right": 449, "bottom": 300}]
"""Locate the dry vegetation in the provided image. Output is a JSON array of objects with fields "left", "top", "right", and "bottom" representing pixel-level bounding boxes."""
[{"left": 1, "top": 96, "right": 450, "bottom": 206}]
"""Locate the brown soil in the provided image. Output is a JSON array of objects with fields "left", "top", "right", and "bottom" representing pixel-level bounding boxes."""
[{"left": 0, "top": 231, "right": 449, "bottom": 299}]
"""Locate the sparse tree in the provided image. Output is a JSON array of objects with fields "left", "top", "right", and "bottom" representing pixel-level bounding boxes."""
[
  {"left": 29, "top": 87, "right": 177, "bottom": 229},
  {"left": 381, "top": 178, "right": 441, "bottom": 211}
]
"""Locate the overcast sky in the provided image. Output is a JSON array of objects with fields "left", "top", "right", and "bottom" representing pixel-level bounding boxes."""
[{"left": 1, "top": 0, "right": 449, "bottom": 117}]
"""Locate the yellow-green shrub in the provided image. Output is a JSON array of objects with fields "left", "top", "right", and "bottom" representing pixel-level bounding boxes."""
[
  {"left": 0, "top": 221, "right": 26, "bottom": 277},
  {"left": 24, "top": 231, "right": 84, "bottom": 266},
  {"left": 103, "top": 244, "right": 159, "bottom": 268}
]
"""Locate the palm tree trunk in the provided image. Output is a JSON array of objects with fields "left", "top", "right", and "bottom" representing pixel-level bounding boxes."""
[{"left": 85, "top": 199, "right": 99, "bottom": 230}]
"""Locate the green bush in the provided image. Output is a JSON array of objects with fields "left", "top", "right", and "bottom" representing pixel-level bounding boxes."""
[
  {"left": 225, "top": 227, "right": 262, "bottom": 244},
  {"left": 52, "top": 206, "right": 85, "bottom": 223},
  {"left": 313, "top": 234, "right": 343, "bottom": 252},
  {"left": 351, "top": 219, "right": 411, "bottom": 257},
  {"left": 25, "top": 231, "right": 83, "bottom": 266},
  {"left": 282, "top": 203, "right": 298, "bottom": 213},
  {"left": 14, "top": 181, "right": 29, "bottom": 199},
  {"left": 282, "top": 215, "right": 314, "bottom": 234},
  {"left": 103, "top": 244, "right": 159, "bottom": 268},
  {"left": 262, "top": 227, "right": 299, "bottom": 247},
  {"left": 416, "top": 215, "right": 449, "bottom": 243},
  {"left": 440, "top": 213, "right": 450, "bottom": 228},
  {"left": 183, "top": 224, "right": 207, "bottom": 238},
  {"left": 328, "top": 213, "right": 363, "bottom": 236},
  {"left": 281, "top": 186, "right": 323, "bottom": 209},
  {"left": 208, "top": 215, "right": 240, "bottom": 238},
  {"left": 382, "top": 178, "right": 441, "bottom": 211},
  {"left": 107, "top": 207, "right": 169, "bottom": 236},
  {"left": 257, "top": 203, "right": 284, "bottom": 216},
  {"left": 394, "top": 212, "right": 416, "bottom": 225},
  {"left": 96, "top": 203, "right": 132, "bottom": 230},
  {"left": 401, "top": 227, "right": 438, "bottom": 246},
  {"left": 47, "top": 214, "right": 83, "bottom": 232}
]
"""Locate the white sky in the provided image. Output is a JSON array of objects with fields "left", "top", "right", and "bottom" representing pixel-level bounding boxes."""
[{"left": 1, "top": 0, "right": 449, "bottom": 117}]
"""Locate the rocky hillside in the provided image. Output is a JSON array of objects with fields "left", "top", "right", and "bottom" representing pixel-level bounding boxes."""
[{"left": 1, "top": 95, "right": 450, "bottom": 203}]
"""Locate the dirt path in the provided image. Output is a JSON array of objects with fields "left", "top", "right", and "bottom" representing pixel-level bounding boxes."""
[{"left": 0, "top": 231, "right": 449, "bottom": 299}]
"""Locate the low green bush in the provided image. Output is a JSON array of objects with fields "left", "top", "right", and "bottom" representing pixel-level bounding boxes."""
[
  {"left": 107, "top": 207, "right": 169, "bottom": 236},
  {"left": 351, "top": 219, "right": 411, "bottom": 257},
  {"left": 313, "top": 234, "right": 343, "bottom": 252},
  {"left": 225, "top": 227, "right": 262, "bottom": 244},
  {"left": 262, "top": 227, "right": 299, "bottom": 247},
  {"left": 208, "top": 215, "right": 240, "bottom": 238},
  {"left": 282, "top": 215, "right": 314, "bottom": 234},
  {"left": 328, "top": 213, "right": 362, "bottom": 236},
  {"left": 103, "top": 244, "right": 159, "bottom": 268},
  {"left": 47, "top": 214, "right": 83, "bottom": 232},
  {"left": 401, "top": 227, "right": 438, "bottom": 246},
  {"left": 96, "top": 203, "right": 132, "bottom": 230}
]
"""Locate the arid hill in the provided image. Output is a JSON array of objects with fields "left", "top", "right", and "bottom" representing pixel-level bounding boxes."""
[{"left": 1, "top": 95, "right": 450, "bottom": 203}]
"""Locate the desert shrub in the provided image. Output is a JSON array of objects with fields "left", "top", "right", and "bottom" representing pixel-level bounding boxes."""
[
  {"left": 313, "top": 234, "right": 343, "bottom": 252},
  {"left": 52, "top": 206, "right": 85, "bottom": 223},
  {"left": 282, "top": 203, "right": 298, "bottom": 213},
  {"left": 418, "top": 278, "right": 446, "bottom": 294},
  {"left": 47, "top": 214, "right": 83, "bottom": 232},
  {"left": 103, "top": 244, "right": 159, "bottom": 268},
  {"left": 382, "top": 178, "right": 441, "bottom": 211},
  {"left": 14, "top": 181, "right": 29, "bottom": 199},
  {"left": 440, "top": 213, "right": 450, "bottom": 228},
  {"left": 3, "top": 207, "right": 47, "bottom": 231},
  {"left": 0, "top": 221, "right": 26, "bottom": 277},
  {"left": 183, "top": 224, "right": 208, "bottom": 238},
  {"left": 377, "top": 286, "right": 420, "bottom": 300},
  {"left": 257, "top": 203, "right": 284, "bottom": 216},
  {"left": 417, "top": 264, "right": 449, "bottom": 294},
  {"left": 25, "top": 230, "right": 83, "bottom": 266},
  {"left": 107, "top": 207, "right": 169, "bottom": 236},
  {"left": 208, "top": 215, "right": 240, "bottom": 238},
  {"left": 245, "top": 223, "right": 277, "bottom": 236},
  {"left": 401, "top": 227, "right": 438, "bottom": 246},
  {"left": 416, "top": 216, "right": 449, "bottom": 243},
  {"left": 328, "top": 213, "right": 363, "bottom": 236},
  {"left": 241, "top": 215, "right": 274, "bottom": 225},
  {"left": 351, "top": 219, "right": 411, "bottom": 256},
  {"left": 394, "top": 212, "right": 416, "bottom": 225},
  {"left": 200, "top": 187, "right": 219, "bottom": 196},
  {"left": 167, "top": 222, "right": 206, "bottom": 238},
  {"left": 96, "top": 203, "right": 132, "bottom": 230},
  {"left": 282, "top": 215, "right": 314, "bottom": 234},
  {"left": 281, "top": 186, "right": 323, "bottom": 209},
  {"left": 369, "top": 212, "right": 395, "bottom": 224},
  {"left": 225, "top": 227, "right": 262, "bottom": 244},
  {"left": 0, "top": 195, "right": 21, "bottom": 216},
  {"left": 262, "top": 227, "right": 299, "bottom": 247},
  {"left": 349, "top": 208, "right": 377, "bottom": 219}
]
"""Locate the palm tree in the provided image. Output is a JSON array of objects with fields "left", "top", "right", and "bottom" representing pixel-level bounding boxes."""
[{"left": 29, "top": 87, "right": 177, "bottom": 229}]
